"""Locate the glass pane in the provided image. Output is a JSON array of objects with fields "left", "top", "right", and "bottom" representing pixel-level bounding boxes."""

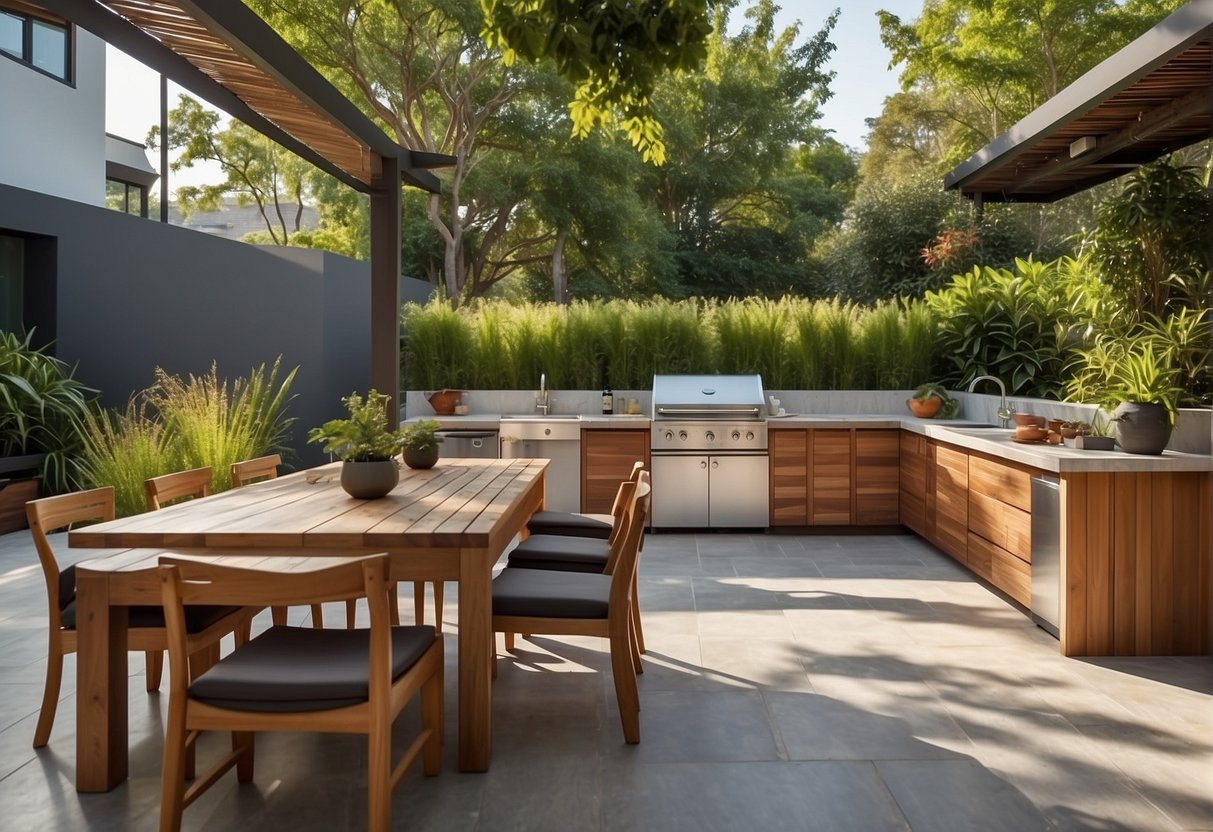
[
  {"left": 0, "top": 235, "right": 25, "bottom": 334},
  {"left": 0, "top": 12, "right": 22, "bottom": 58},
  {"left": 106, "top": 180, "right": 127, "bottom": 213},
  {"left": 31, "top": 19, "right": 66, "bottom": 79}
]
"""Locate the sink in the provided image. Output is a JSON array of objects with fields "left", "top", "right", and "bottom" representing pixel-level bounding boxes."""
[{"left": 500, "top": 414, "right": 582, "bottom": 420}]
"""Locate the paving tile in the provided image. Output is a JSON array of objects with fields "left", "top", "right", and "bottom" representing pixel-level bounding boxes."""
[
  {"left": 602, "top": 761, "right": 910, "bottom": 832},
  {"left": 599, "top": 689, "right": 780, "bottom": 763},
  {"left": 876, "top": 759, "right": 1053, "bottom": 832}
]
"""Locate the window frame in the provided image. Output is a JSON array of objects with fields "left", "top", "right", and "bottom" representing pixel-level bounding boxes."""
[{"left": 0, "top": 3, "right": 73, "bottom": 86}]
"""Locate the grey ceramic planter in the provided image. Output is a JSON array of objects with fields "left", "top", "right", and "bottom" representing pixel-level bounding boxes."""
[
  {"left": 402, "top": 446, "right": 439, "bottom": 470},
  {"left": 1113, "top": 401, "right": 1172, "bottom": 455},
  {"left": 340, "top": 459, "right": 400, "bottom": 499}
]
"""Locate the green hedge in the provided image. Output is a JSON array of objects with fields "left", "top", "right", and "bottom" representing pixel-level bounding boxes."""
[{"left": 401, "top": 298, "right": 937, "bottom": 391}]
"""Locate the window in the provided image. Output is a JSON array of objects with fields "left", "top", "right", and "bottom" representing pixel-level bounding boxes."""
[
  {"left": 106, "top": 179, "right": 149, "bottom": 218},
  {"left": 0, "top": 235, "right": 24, "bottom": 333},
  {"left": 0, "top": 4, "right": 70, "bottom": 83}
]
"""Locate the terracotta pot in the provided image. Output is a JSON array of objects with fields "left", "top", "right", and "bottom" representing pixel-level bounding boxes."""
[
  {"left": 426, "top": 389, "right": 463, "bottom": 416},
  {"left": 340, "top": 459, "right": 399, "bottom": 499},
  {"left": 402, "top": 446, "right": 439, "bottom": 470},
  {"left": 906, "top": 396, "right": 942, "bottom": 418},
  {"left": 1012, "top": 412, "right": 1045, "bottom": 427},
  {"left": 1113, "top": 401, "right": 1172, "bottom": 455}
]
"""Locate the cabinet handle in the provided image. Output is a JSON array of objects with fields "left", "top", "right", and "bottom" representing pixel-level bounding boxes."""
[
  {"left": 711, "top": 460, "right": 718, "bottom": 469},
  {"left": 700, "top": 460, "right": 708, "bottom": 469}
]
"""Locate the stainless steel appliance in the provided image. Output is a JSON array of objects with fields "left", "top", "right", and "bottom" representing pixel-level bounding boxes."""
[
  {"left": 436, "top": 430, "right": 499, "bottom": 459},
  {"left": 1031, "top": 473, "right": 1061, "bottom": 638},
  {"left": 650, "top": 374, "right": 769, "bottom": 528},
  {"left": 499, "top": 417, "right": 582, "bottom": 513}
]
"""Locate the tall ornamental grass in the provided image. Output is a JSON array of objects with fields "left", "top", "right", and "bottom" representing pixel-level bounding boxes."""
[
  {"left": 79, "top": 359, "right": 297, "bottom": 517},
  {"left": 402, "top": 298, "right": 936, "bottom": 391}
]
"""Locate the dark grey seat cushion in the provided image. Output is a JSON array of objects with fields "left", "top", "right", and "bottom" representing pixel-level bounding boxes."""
[
  {"left": 526, "top": 511, "right": 612, "bottom": 539},
  {"left": 59, "top": 563, "right": 242, "bottom": 632},
  {"left": 506, "top": 534, "right": 609, "bottom": 574},
  {"left": 190, "top": 625, "right": 436, "bottom": 713},
  {"left": 492, "top": 568, "right": 611, "bottom": 619},
  {"left": 60, "top": 599, "right": 243, "bottom": 632}
]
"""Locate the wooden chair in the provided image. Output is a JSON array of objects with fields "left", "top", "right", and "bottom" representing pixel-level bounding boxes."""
[
  {"left": 145, "top": 466, "right": 213, "bottom": 511},
  {"left": 25, "top": 487, "right": 254, "bottom": 748},
  {"left": 230, "top": 454, "right": 328, "bottom": 628},
  {"left": 505, "top": 468, "right": 649, "bottom": 654},
  {"left": 229, "top": 453, "right": 281, "bottom": 488},
  {"left": 524, "top": 460, "right": 644, "bottom": 539},
  {"left": 156, "top": 554, "right": 443, "bottom": 832},
  {"left": 492, "top": 473, "right": 650, "bottom": 743}
]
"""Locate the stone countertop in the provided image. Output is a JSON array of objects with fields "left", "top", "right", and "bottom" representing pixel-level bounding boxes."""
[{"left": 412, "top": 413, "right": 1213, "bottom": 473}]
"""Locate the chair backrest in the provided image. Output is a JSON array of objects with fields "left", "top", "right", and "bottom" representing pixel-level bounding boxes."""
[
  {"left": 158, "top": 554, "right": 394, "bottom": 694},
  {"left": 606, "top": 461, "right": 646, "bottom": 545},
  {"left": 231, "top": 454, "right": 282, "bottom": 487},
  {"left": 26, "top": 487, "right": 116, "bottom": 618},
  {"left": 145, "top": 466, "right": 213, "bottom": 511},
  {"left": 607, "top": 472, "right": 650, "bottom": 611}
]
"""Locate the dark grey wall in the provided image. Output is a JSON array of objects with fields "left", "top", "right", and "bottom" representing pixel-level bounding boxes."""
[{"left": 0, "top": 183, "right": 375, "bottom": 468}]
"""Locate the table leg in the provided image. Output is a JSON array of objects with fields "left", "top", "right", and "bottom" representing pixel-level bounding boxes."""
[
  {"left": 76, "top": 574, "right": 129, "bottom": 792},
  {"left": 458, "top": 547, "right": 493, "bottom": 771}
]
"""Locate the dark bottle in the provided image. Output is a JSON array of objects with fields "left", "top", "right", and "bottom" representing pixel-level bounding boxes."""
[{"left": 601, "top": 382, "right": 613, "bottom": 414}]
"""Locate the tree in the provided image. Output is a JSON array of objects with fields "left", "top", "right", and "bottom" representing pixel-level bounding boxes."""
[
  {"left": 644, "top": 1, "right": 847, "bottom": 298},
  {"left": 149, "top": 95, "right": 311, "bottom": 244},
  {"left": 479, "top": 0, "right": 713, "bottom": 165}
]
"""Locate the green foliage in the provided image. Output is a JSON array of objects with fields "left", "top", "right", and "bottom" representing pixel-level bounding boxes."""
[
  {"left": 401, "top": 297, "right": 936, "bottom": 391},
  {"left": 78, "top": 360, "right": 297, "bottom": 516},
  {"left": 911, "top": 383, "right": 960, "bottom": 419},
  {"left": 924, "top": 257, "right": 1089, "bottom": 398},
  {"left": 400, "top": 419, "right": 443, "bottom": 452},
  {"left": 480, "top": 0, "right": 714, "bottom": 164},
  {"left": 308, "top": 390, "right": 405, "bottom": 462},
  {"left": 1065, "top": 335, "right": 1184, "bottom": 418},
  {"left": 0, "top": 331, "right": 96, "bottom": 493},
  {"left": 1084, "top": 158, "right": 1211, "bottom": 318}
]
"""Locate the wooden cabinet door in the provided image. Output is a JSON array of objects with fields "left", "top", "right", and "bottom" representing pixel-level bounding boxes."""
[
  {"left": 932, "top": 442, "right": 968, "bottom": 562},
  {"left": 581, "top": 429, "right": 648, "bottom": 513},
  {"left": 769, "top": 429, "right": 808, "bottom": 526},
  {"left": 810, "top": 429, "right": 853, "bottom": 525},
  {"left": 855, "top": 430, "right": 900, "bottom": 525},
  {"left": 899, "top": 431, "right": 930, "bottom": 536}
]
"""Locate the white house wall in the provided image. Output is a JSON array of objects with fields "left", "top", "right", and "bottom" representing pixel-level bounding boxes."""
[{"left": 0, "top": 28, "right": 105, "bottom": 205}]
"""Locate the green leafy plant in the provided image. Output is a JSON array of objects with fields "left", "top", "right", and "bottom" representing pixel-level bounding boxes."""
[
  {"left": 78, "top": 359, "right": 298, "bottom": 515},
  {"left": 1065, "top": 336, "right": 1184, "bottom": 421},
  {"left": 400, "top": 419, "right": 443, "bottom": 453},
  {"left": 0, "top": 331, "right": 96, "bottom": 493},
  {"left": 308, "top": 390, "right": 405, "bottom": 462}
]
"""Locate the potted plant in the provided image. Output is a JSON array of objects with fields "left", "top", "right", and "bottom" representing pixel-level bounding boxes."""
[
  {"left": 1067, "top": 338, "right": 1181, "bottom": 455},
  {"left": 907, "top": 383, "right": 959, "bottom": 419},
  {"left": 400, "top": 419, "right": 443, "bottom": 470},
  {"left": 308, "top": 389, "right": 405, "bottom": 498}
]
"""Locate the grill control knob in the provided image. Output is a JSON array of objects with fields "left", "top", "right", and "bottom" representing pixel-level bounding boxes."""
[
  {"left": 746, "top": 431, "right": 755, "bottom": 440},
  {"left": 664, "top": 431, "right": 674, "bottom": 441},
  {"left": 678, "top": 430, "right": 688, "bottom": 440},
  {"left": 731, "top": 430, "right": 741, "bottom": 441},
  {"left": 705, "top": 431, "right": 715, "bottom": 442}
]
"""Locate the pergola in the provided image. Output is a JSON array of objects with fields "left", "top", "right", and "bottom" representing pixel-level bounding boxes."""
[
  {"left": 944, "top": 0, "right": 1212, "bottom": 205},
  {"left": 37, "top": 0, "right": 454, "bottom": 413}
]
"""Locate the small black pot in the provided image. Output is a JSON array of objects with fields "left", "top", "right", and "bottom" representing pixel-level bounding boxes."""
[
  {"left": 1113, "top": 401, "right": 1172, "bottom": 455},
  {"left": 402, "top": 446, "right": 439, "bottom": 470},
  {"left": 340, "top": 459, "right": 399, "bottom": 499}
]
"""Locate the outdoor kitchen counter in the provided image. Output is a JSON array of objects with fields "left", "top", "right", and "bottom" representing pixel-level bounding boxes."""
[{"left": 768, "top": 415, "right": 1213, "bottom": 473}]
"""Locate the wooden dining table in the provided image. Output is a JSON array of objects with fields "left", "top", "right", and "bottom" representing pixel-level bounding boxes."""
[{"left": 68, "top": 457, "right": 547, "bottom": 792}]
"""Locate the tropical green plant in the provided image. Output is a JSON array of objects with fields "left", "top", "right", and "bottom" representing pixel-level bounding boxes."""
[
  {"left": 925, "top": 257, "right": 1086, "bottom": 398},
  {"left": 308, "top": 390, "right": 405, "bottom": 462},
  {"left": 400, "top": 418, "right": 443, "bottom": 452},
  {"left": 1065, "top": 336, "right": 1184, "bottom": 420},
  {"left": 0, "top": 330, "right": 96, "bottom": 493},
  {"left": 910, "top": 383, "right": 960, "bottom": 419}
]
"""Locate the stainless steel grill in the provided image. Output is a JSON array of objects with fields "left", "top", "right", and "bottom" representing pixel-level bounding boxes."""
[{"left": 649, "top": 375, "right": 769, "bottom": 528}]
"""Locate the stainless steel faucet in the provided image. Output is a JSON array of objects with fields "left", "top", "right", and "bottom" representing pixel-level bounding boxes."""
[
  {"left": 536, "top": 372, "right": 550, "bottom": 415},
  {"left": 968, "top": 375, "right": 1013, "bottom": 427}
]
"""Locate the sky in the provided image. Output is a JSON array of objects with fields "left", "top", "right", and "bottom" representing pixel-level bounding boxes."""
[{"left": 103, "top": 0, "right": 923, "bottom": 188}]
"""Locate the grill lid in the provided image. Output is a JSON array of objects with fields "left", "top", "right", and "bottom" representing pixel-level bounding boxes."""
[{"left": 651, "top": 374, "right": 765, "bottom": 419}]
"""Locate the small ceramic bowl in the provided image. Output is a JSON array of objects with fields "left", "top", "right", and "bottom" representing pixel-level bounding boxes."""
[
  {"left": 1015, "top": 425, "right": 1049, "bottom": 441},
  {"left": 1012, "top": 412, "right": 1046, "bottom": 427}
]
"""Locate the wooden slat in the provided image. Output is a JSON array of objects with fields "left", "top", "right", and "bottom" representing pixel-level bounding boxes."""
[
  {"left": 1061, "top": 473, "right": 1086, "bottom": 656},
  {"left": 855, "top": 430, "right": 899, "bottom": 525},
  {"left": 1150, "top": 474, "right": 1174, "bottom": 654},
  {"left": 1112, "top": 471, "right": 1138, "bottom": 655},
  {"left": 1133, "top": 471, "right": 1154, "bottom": 655},
  {"left": 1171, "top": 473, "right": 1201, "bottom": 654},
  {"left": 968, "top": 453, "right": 1033, "bottom": 512},
  {"left": 1085, "top": 473, "right": 1113, "bottom": 655},
  {"left": 582, "top": 430, "right": 648, "bottom": 513},
  {"left": 933, "top": 443, "right": 968, "bottom": 561}
]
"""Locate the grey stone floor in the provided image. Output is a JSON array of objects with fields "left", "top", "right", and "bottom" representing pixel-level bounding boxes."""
[{"left": 0, "top": 527, "right": 1210, "bottom": 831}]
